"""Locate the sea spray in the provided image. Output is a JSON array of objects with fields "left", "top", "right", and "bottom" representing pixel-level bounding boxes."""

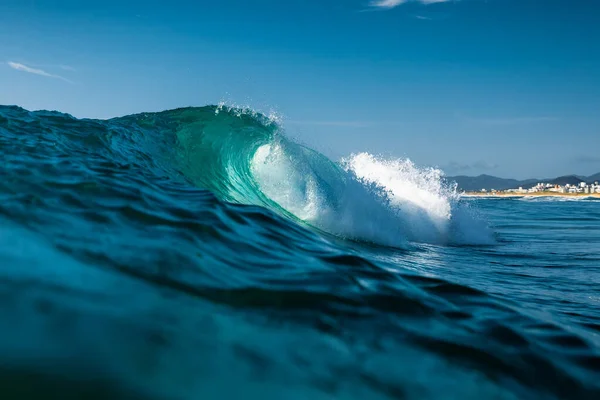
[
  {"left": 340, "top": 153, "right": 495, "bottom": 245},
  {"left": 251, "top": 141, "right": 409, "bottom": 247},
  {"left": 250, "top": 143, "right": 493, "bottom": 246},
  {"left": 341, "top": 153, "right": 452, "bottom": 243}
]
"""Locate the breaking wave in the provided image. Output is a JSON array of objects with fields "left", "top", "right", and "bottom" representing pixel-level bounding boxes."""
[{"left": 148, "top": 105, "right": 494, "bottom": 247}]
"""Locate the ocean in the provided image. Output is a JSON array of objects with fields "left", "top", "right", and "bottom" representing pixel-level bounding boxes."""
[{"left": 1, "top": 105, "right": 599, "bottom": 399}]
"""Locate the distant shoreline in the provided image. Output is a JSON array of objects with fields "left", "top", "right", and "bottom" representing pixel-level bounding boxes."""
[{"left": 462, "top": 192, "right": 600, "bottom": 199}]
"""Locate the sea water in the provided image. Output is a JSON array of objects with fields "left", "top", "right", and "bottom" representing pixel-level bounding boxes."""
[{"left": 1, "top": 105, "right": 599, "bottom": 399}]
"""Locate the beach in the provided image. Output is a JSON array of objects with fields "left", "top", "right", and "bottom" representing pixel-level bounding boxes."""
[{"left": 462, "top": 191, "right": 600, "bottom": 199}]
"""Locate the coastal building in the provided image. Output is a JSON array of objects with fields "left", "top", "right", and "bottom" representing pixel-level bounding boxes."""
[{"left": 480, "top": 181, "right": 600, "bottom": 196}]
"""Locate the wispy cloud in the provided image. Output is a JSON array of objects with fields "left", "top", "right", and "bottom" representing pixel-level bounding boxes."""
[
  {"left": 370, "top": 0, "right": 450, "bottom": 9},
  {"left": 6, "top": 61, "right": 73, "bottom": 83}
]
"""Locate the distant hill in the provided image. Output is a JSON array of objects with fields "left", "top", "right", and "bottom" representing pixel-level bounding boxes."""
[
  {"left": 545, "top": 175, "right": 586, "bottom": 186},
  {"left": 588, "top": 172, "right": 600, "bottom": 183},
  {"left": 446, "top": 172, "right": 600, "bottom": 191},
  {"left": 444, "top": 175, "right": 530, "bottom": 191}
]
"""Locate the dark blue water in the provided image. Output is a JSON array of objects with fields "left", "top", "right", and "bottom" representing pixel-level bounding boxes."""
[{"left": 1, "top": 105, "right": 599, "bottom": 399}]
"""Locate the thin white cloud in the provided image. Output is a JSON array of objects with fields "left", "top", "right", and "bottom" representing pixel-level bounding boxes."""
[
  {"left": 370, "top": 0, "right": 407, "bottom": 8},
  {"left": 370, "top": 0, "right": 450, "bottom": 9},
  {"left": 6, "top": 61, "right": 73, "bottom": 83}
]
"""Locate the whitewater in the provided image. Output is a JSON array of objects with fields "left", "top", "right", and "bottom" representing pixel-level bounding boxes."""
[{"left": 1, "top": 104, "right": 599, "bottom": 400}]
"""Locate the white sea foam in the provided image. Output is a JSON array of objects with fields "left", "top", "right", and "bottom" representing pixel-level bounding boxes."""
[
  {"left": 342, "top": 153, "right": 494, "bottom": 246},
  {"left": 251, "top": 142, "right": 494, "bottom": 247}
]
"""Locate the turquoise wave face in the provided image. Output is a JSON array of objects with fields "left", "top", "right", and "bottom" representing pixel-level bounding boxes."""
[
  {"left": 162, "top": 107, "right": 277, "bottom": 206},
  {"left": 112, "top": 105, "right": 334, "bottom": 227}
]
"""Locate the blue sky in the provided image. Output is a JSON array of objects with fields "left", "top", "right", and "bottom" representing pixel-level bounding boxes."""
[{"left": 1, "top": 0, "right": 599, "bottom": 179}]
